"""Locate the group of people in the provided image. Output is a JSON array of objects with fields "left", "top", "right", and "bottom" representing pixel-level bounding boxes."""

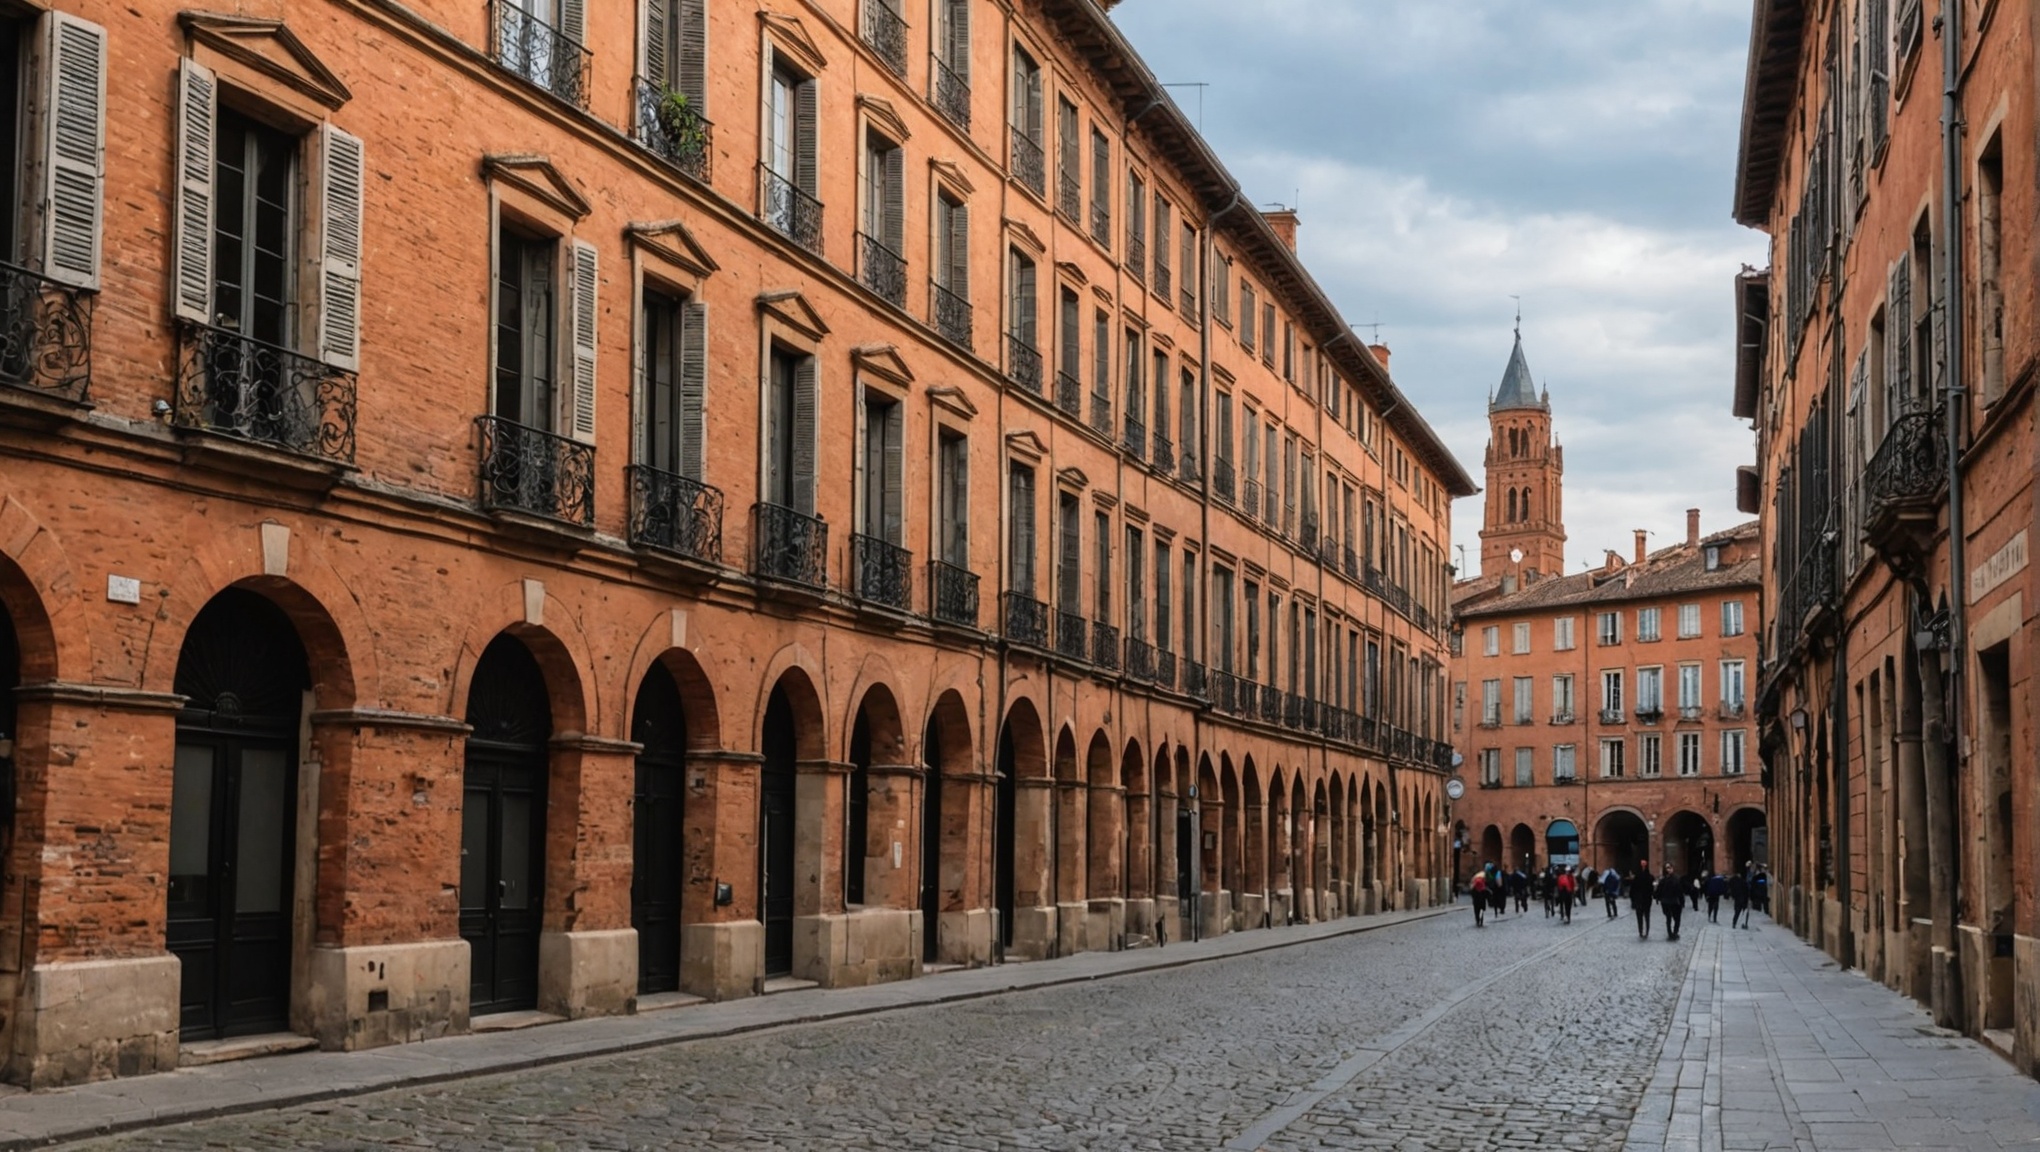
[{"left": 1466, "top": 860, "right": 1772, "bottom": 941}]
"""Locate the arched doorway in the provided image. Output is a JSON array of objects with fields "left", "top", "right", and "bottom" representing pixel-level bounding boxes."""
[
  {"left": 1084, "top": 731, "right": 1116, "bottom": 906},
  {"left": 462, "top": 633, "right": 552, "bottom": 1015},
  {"left": 1663, "top": 810, "right": 1714, "bottom": 876},
  {"left": 1479, "top": 824, "right": 1504, "bottom": 868},
  {"left": 1241, "top": 759, "right": 1264, "bottom": 914},
  {"left": 1725, "top": 806, "right": 1767, "bottom": 873},
  {"left": 1509, "top": 822, "right": 1535, "bottom": 871},
  {"left": 169, "top": 588, "right": 309, "bottom": 1039},
  {"left": 993, "top": 699, "right": 1046, "bottom": 954},
  {"left": 1546, "top": 819, "right": 1580, "bottom": 868},
  {"left": 631, "top": 662, "right": 687, "bottom": 995},
  {"left": 920, "top": 692, "right": 971, "bottom": 965},
  {"left": 1595, "top": 809, "right": 1650, "bottom": 874},
  {"left": 760, "top": 684, "right": 800, "bottom": 976},
  {"left": 0, "top": 598, "right": 17, "bottom": 845}
]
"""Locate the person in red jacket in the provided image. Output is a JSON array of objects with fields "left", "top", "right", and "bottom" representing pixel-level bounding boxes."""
[
  {"left": 1554, "top": 867, "right": 1576, "bottom": 924},
  {"left": 1469, "top": 870, "right": 1489, "bottom": 928}
]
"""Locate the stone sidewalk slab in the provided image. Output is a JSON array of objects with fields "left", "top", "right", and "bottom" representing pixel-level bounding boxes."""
[
  {"left": 1629, "top": 915, "right": 2040, "bottom": 1151},
  {"left": 0, "top": 905, "right": 1450, "bottom": 1149}
]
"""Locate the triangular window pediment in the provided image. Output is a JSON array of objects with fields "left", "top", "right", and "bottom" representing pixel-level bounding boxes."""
[
  {"left": 926, "top": 384, "right": 978, "bottom": 419},
  {"left": 852, "top": 343, "right": 915, "bottom": 386},
  {"left": 1005, "top": 429, "right": 1048, "bottom": 462},
  {"left": 483, "top": 154, "right": 591, "bottom": 220},
  {"left": 758, "top": 289, "right": 830, "bottom": 340},
  {"left": 859, "top": 95, "right": 911, "bottom": 143},
  {"left": 626, "top": 220, "right": 721, "bottom": 278},
  {"left": 761, "top": 11, "right": 828, "bottom": 73},
  {"left": 180, "top": 12, "right": 351, "bottom": 110}
]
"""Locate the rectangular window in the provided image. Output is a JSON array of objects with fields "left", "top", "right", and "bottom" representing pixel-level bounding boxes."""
[
  {"left": 1054, "top": 96, "right": 1079, "bottom": 218},
  {"left": 1093, "top": 510, "right": 1112, "bottom": 622},
  {"left": 1151, "top": 193, "right": 1172, "bottom": 299},
  {"left": 1600, "top": 669, "right": 1623, "bottom": 717},
  {"left": 640, "top": 287, "right": 706, "bottom": 479},
  {"left": 1678, "top": 664, "right": 1702, "bottom": 713},
  {"left": 937, "top": 430, "right": 968, "bottom": 566},
  {"left": 1091, "top": 308, "right": 1111, "bottom": 415},
  {"left": 1512, "top": 677, "right": 1533, "bottom": 724},
  {"left": 1009, "top": 46, "right": 1042, "bottom": 170},
  {"left": 1244, "top": 579, "right": 1261, "bottom": 679},
  {"left": 1600, "top": 738, "right": 1625, "bottom": 779},
  {"left": 1596, "top": 611, "right": 1621, "bottom": 646},
  {"left": 861, "top": 128, "right": 905, "bottom": 303},
  {"left": 1553, "top": 744, "right": 1576, "bottom": 782},
  {"left": 1720, "top": 660, "right": 1746, "bottom": 711},
  {"left": 1678, "top": 732, "right": 1702, "bottom": 777},
  {"left": 1677, "top": 602, "right": 1701, "bottom": 639},
  {"left": 1482, "top": 625, "right": 1500, "bottom": 656},
  {"left": 1178, "top": 222, "right": 1197, "bottom": 315},
  {"left": 1511, "top": 622, "right": 1531, "bottom": 654},
  {"left": 1637, "top": 666, "right": 1663, "bottom": 715},
  {"left": 1721, "top": 600, "right": 1745, "bottom": 636},
  {"left": 1481, "top": 679, "right": 1501, "bottom": 726},
  {"left": 1125, "top": 170, "right": 1146, "bottom": 281},
  {"left": 1056, "top": 492, "right": 1081, "bottom": 615},
  {"left": 1006, "top": 248, "right": 1037, "bottom": 355},
  {"left": 1240, "top": 282, "right": 1256, "bottom": 351},
  {"left": 1638, "top": 734, "right": 1662, "bottom": 778},
  {"left": 1480, "top": 748, "right": 1500, "bottom": 787},
  {"left": 1089, "top": 126, "right": 1110, "bottom": 244},
  {"left": 1554, "top": 616, "right": 1576, "bottom": 651},
  {"left": 1636, "top": 607, "right": 1661, "bottom": 643},
  {"left": 1214, "top": 391, "right": 1233, "bottom": 482},
  {"left": 1260, "top": 301, "right": 1276, "bottom": 365},
  {"left": 1514, "top": 747, "right": 1533, "bottom": 787},
  {"left": 1552, "top": 674, "right": 1575, "bottom": 722},
  {"left": 1007, "top": 461, "right": 1035, "bottom": 596},
  {"left": 1154, "top": 539, "right": 1172, "bottom": 652},
  {"left": 763, "top": 346, "right": 817, "bottom": 513},
  {"left": 495, "top": 236, "right": 560, "bottom": 434},
  {"left": 934, "top": 191, "right": 969, "bottom": 298},
  {"left": 1125, "top": 525, "right": 1146, "bottom": 641},
  {"left": 1721, "top": 729, "right": 1747, "bottom": 775},
  {"left": 1213, "top": 566, "right": 1235, "bottom": 673},
  {"left": 1181, "top": 553, "right": 1196, "bottom": 664},
  {"left": 764, "top": 59, "right": 818, "bottom": 224},
  {"left": 858, "top": 391, "right": 903, "bottom": 543}
]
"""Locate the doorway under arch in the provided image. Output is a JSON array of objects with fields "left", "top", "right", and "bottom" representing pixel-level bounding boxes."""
[
  {"left": 631, "top": 662, "right": 688, "bottom": 995},
  {"left": 462, "top": 633, "right": 554, "bottom": 1015},
  {"left": 1725, "top": 806, "right": 1767, "bottom": 873},
  {"left": 1663, "top": 810, "right": 1714, "bottom": 876},
  {"left": 1595, "top": 809, "right": 1650, "bottom": 875}
]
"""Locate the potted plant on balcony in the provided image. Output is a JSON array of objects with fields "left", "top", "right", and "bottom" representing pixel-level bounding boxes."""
[{"left": 654, "top": 90, "right": 708, "bottom": 160}]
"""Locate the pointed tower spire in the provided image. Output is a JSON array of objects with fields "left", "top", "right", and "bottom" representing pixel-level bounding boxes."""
[{"left": 1479, "top": 325, "right": 1566, "bottom": 579}]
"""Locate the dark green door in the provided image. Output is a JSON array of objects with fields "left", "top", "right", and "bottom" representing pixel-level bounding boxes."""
[{"left": 462, "top": 636, "right": 551, "bottom": 1015}]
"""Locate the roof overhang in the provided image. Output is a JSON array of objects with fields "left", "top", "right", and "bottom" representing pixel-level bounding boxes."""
[{"left": 1733, "top": 0, "right": 1808, "bottom": 228}]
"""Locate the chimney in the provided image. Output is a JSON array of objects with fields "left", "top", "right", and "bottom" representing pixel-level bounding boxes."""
[
  {"left": 1501, "top": 573, "right": 1517, "bottom": 595},
  {"left": 1634, "top": 530, "right": 1648, "bottom": 565},
  {"left": 1603, "top": 550, "right": 1623, "bottom": 573},
  {"left": 1368, "top": 343, "right": 1391, "bottom": 371},
  {"left": 1262, "top": 208, "right": 1299, "bottom": 252},
  {"left": 1686, "top": 508, "right": 1701, "bottom": 547}
]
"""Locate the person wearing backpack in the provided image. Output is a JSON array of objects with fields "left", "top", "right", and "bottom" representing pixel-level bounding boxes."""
[
  {"left": 1554, "top": 867, "right": 1575, "bottom": 925},
  {"left": 1602, "top": 866, "right": 1622, "bottom": 920},
  {"left": 1629, "top": 861, "right": 1656, "bottom": 939},
  {"left": 1469, "top": 869, "right": 1489, "bottom": 928}
]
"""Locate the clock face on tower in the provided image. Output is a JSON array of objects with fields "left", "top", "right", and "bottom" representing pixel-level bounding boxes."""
[{"left": 1510, "top": 548, "right": 1523, "bottom": 564}]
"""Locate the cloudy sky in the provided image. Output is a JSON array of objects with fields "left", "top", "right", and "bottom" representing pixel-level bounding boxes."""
[{"left": 1111, "top": 0, "right": 1770, "bottom": 578}]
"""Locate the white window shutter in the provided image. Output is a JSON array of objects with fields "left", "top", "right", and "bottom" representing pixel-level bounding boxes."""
[
  {"left": 559, "top": 0, "right": 586, "bottom": 45},
  {"left": 791, "top": 356, "right": 817, "bottom": 514},
  {"left": 172, "top": 57, "right": 217, "bottom": 323},
  {"left": 42, "top": 12, "right": 105, "bottom": 290},
  {"left": 569, "top": 240, "right": 599, "bottom": 443},
  {"left": 642, "top": 0, "right": 668, "bottom": 91},
  {"left": 317, "top": 124, "right": 365, "bottom": 370},
  {"left": 678, "top": 299, "right": 707, "bottom": 479},
  {"left": 677, "top": 0, "right": 707, "bottom": 105}
]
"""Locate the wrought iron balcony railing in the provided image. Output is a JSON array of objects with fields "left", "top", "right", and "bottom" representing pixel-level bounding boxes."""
[
  {"left": 930, "top": 280, "right": 972, "bottom": 350},
  {"left": 1055, "top": 370, "right": 1082, "bottom": 417},
  {"left": 1259, "top": 685, "right": 1282, "bottom": 726},
  {"left": 1089, "top": 391, "right": 1113, "bottom": 438},
  {"left": 859, "top": 232, "right": 907, "bottom": 308},
  {"left": 1154, "top": 260, "right": 1172, "bottom": 303},
  {"left": 1057, "top": 168, "right": 1082, "bottom": 222},
  {"left": 1091, "top": 199, "right": 1110, "bottom": 247},
  {"left": 1003, "top": 591, "right": 1049, "bottom": 648},
  {"left": 1182, "top": 659, "right": 1207, "bottom": 700},
  {"left": 475, "top": 415, "right": 592, "bottom": 525},
  {"left": 758, "top": 164, "right": 823, "bottom": 255},
  {"left": 1178, "top": 450, "right": 1199, "bottom": 484},
  {"left": 632, "top": 78, "right": 712, "bottom": 182},
  {"left": 1242, "top": 478, "right": 1262, "bottom": 523},
  {"left": 860, "top": 0, "right": 908, "bottom": 76},
  {"left": 1155, "top": 649, "right": 1177, "bottom": 691},
  {"left": 1635, "top": 706, "right": 1664, "bottom": 725},
  {"left": 1213, "top": 458, "right": 1235, "bottom": 503},
  {"left": 1124, "top": 636, "right": 1156, "bottom": 683},
  {"left": 1550, "top": 711, "right": 1576, "bottom": 725},
  {"left": 1343, "top": 546, "right": 1359, "bottom": 581},
  {"left": 1181, "top": 284, "right": 1197, "bottom": 318},
  {"left": 490, "top": 0, "right": 589, "bottom": 107},
  {"left": 1598, "top": 708, "right": 1626, "bottom": 725},
  {"left": 1209, "top": 668, "right": 1238, "bottom": 713},
  {"left": 930, "top": 56, "right": 970, "bottom": 130},
  {"left": 1126, "top": 231, "right": 1146, "bottom": 283},
  {"left": 176, "top": 321, "right": 356, "bottom": 462},
  {"left": 1300, "top": 512, "right": 1319, "bottom": 547},
  {"left": 929, "top": 560, "right": 978, "bottom": 627},
  {"left": 1263, "top": 485, "right": 1278, "bottom": 526},
  {"left": 0, "top": 261, "right": 91, "bottom": 403},
  {"left": 1056, "top": 609, "right": 1087, "bottom": 662},
  {"left": 1009, "top": 126, "right": 1045, "bottom": 196},
  {"left": 852, "top": 533, "right": 911, "bottom": 610},
  {"left": 1122, "top": 414, "right": 1146, "bottom": 461},
  {"left": 753, "top": 501, "right": 828, "bottom": 588},
  {"left": 1863, "top": 408, "right": 1945, "bottom": 527},
  {"left": 1006, "top": 333, "right": 1042, "bottom": 394},
  {"left": 627, "top": 464, "right": 724, "bottom": 563},
  {"left": 1091, "top": 620, "right": 1120, "bottom": 671},
  {"left": 1150, "top": 432, "right": 1173, "bottom": 474},
  {"left": 1718, "top": 701, "right": 1747, "bottom": 721}
]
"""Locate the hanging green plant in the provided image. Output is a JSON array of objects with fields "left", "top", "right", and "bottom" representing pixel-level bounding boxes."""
[{"left": 655, "top": 90, "right": 708, "bottom": 157}]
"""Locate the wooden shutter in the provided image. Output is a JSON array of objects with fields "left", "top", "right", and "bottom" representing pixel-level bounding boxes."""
[
  {"left": 794, "top": 78, "right": 819, "bottom": 197},
  {"left": 882, "top": 145, "right": 904, "bottom": 253},
  {"left": 880, "top": 404, "right": 903, "bottom": 541},
  {"left": 1153, "top": 197, "right": 1169, "bottom": 278},
  {"left": 678, "top": 0, "right": 708, "bottom": 103},
  {"left": 559, "top": 0, "right": 585, "bottom": 44},
  {"left": 1013, "top": 254, "right": 1035, "bottom": 345},
  {"left": 792, "top": 356, "right": 817, "bottom": 514},
  {"left": 172, "top": 57, "right": 217, "bottom": 323},
  {"left": 1888, "top": 254, "right": 1910, "bottom": 409},
  {"left": 317, "top": 124, "right": 365, "bottom": 369},
  {"left": 946, "top": 198, "right": 969, "bottom": 294},
  {"left": 946, "top": 0, "right": 970, "bottom": 80},
  {"left": 1059, "top": 499, "right": 1080, "bottom": 612},
  {"left": 678, "top": 299, "right": 707, "bottom": 479},
  {"left": 41, "top": 12, "right": 105, "bottom": 290},
  {"left": 568, "top": 240, "right": 598, "bottom": 443},
  {"left": 643, "top": 0, "right": 668, "bottom": 89}
]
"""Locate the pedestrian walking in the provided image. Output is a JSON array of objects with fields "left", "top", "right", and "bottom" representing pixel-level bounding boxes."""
[
  {"left": 1555, "top": 868, "right": 1575, "bottom": 925},
  {"left": 1512, "top": 867, "right": 1530, "bottom": 914},
  {"left": 1542, "top": 869, "right": 1556, "bottom": 918},
  {"left": 1752, "top": 868, "right": 1770, "bottom": 915},
  {"left": 1704, "top": 872, "right": 1725, "bottom": 923},
  {"left": 1602, "top": 866, "right": 1622, "bottom": 920},
  {"left": 1658, "top": 865, "right": 1685, "bottom": 942},
  {"left": 1470, "top": 870, "right": 1488, "bottom": 928},
  {"left": 1727, "top": 870, "right": 1751, "bottom": 929},
  {"left": 1629, "top": 862, "right": 1656, "bottom": 940},
  {"left": 1485, "top": 864, "right": 1504, "bottom": 918}
]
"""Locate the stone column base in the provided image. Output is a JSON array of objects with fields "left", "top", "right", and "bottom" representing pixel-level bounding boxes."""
[
  {"left": 1236, "top": 891, "right": 1267, "bottom": 931},
  {"left": 2013, "top": 935, "right": 2040, "bottom": 1077},
  {"left": 936, "top": 909, "right": 994, "bottom": 967},
  {"left": 307, "top": 938, "right": 467, "bottom": 1050},
  {"left": 7, "top": 954, "right": 180, "bottom": 1088},
  {"left": 794, "top": 908, "right": 920, "bottom": 987},
  {"left": 1054, "top": 902, "right": 1090, "bottom": 957},
  {"left": 539, "top": 929, "right": 637, "bottom": 1019},
  {"left": 681, "top": 920, "right": 761, "bottom": 1001},
  {"left": 1268, "top": 889, "right": 1293, "bottom": 926},
  {"left": 1085, "top": 898, "right": 1125, "bottom": 952},
  {"left": 1403, "top": 880, "right": 1424, "bottom": 909},
  {"left": 1197, "top": 891, "right": 1231, "bottom": 939},
  {"left": 1121, "top": 898, "right": 1156, "bottom": 945},
  {"left": 1008, "top": 904, "right": 1058, "bottom": 960}
]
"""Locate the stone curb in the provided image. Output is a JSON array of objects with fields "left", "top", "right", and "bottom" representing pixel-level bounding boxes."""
[{"left": 0, "top": 905, "right": 1454, "bottom": 1149}]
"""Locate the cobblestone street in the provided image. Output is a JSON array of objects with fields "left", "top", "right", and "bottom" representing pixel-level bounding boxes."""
[{"left": 42, "top": 907, "right": 2040, "bottom": 1150}]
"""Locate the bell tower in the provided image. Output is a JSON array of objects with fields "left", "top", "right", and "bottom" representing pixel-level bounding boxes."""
[{"left": 1478, "top": 326, "right": 1566, "bottom": 581}]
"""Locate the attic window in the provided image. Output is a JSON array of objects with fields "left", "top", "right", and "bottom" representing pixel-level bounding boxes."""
[{"left": 1704, "top": 545, "right": 1721, "bottom": 571}]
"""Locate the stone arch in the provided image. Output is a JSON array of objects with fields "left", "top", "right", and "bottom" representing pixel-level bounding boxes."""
[
  {"left": 919, "top": 689, "right": 975, "bottom": 964},
  {"left": 1509, "top": 821, "right": 1535, "bottom": 870},
  {"left": 1084, "top": 729, "right": 1117, "bottom": 906},
  {"left": 1328, "top": 773, "right": 1345, "bottom": 907},
  {"left": 1594, "top": 806, "right": 1651, "bottom": 874},
  {"left": 1220, "top": 758, "right": 1242, "bottom": 908},
  {"left": 751, "top": 645, "right": 829, "bottom": 761},
  {"left": 1241, "top": 756, "right": 1265, "bottom": 906},
  {"left": 1051, "top": 726, "right": 1082, "bottom": 906},
  {"left": 0, "top": 498, "right": 88, "bottom": 683},
  {"left": 1662, "top": 809, "right": 1714, "bottom": 876},
  {"left": 846, "top": 682, "right": 909, "bottom": 911},
  {"left": 995, "top": 697, "right": 1049, "bottom": 954},
  {"left": 1724, "top": 806, "right": 1767, "bottom": 874},
  {"left": 1197, "top": 752, "right": 1220, "bottom": 899},
  {"left": 620, "top": 615, "right": 723, "bottom": 751},
  {"left": 1119, "top": 735, "right": 1151, "bottom": 909},
  {"left": 841, "top": 652, "right": 909, "bottom": 758}
]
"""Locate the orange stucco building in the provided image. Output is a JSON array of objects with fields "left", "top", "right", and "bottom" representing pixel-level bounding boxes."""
[{"left": 0, "top": 0, "right": 1472, "bottom": 1086}]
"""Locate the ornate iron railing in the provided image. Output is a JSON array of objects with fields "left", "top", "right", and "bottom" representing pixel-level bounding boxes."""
[
  {"left": 1009, "top": 126, "right": 1045, "bottom": 196},
  {"left": 1089, "top": 392, "right": 1113, "bottom": 438},
  {"left": 852, "top": 533, "right": 911, "bottom": 610},
  {"left": 753, "top": 501, "right": 828, "bottom": 588},
  {"left": 1003, "top": 592, "right": 1049, "bottom": 648},
  {"left": 859, "top": 232, "right": 907, "bottom": 308},
  {"left": 1006, "top": 333, "right": 1042, "bottom": 394},
  {"left": 475, "top": 415, "right": 592, "bottom": 525},
  {"left": 1122, "top": 414, "right": 1146, "bottom": 461},
  {"left": 1213, "top": 458, "right": 1235, "bottom": 503},
  {"left": 490, "top": 0, "right": 589, "bottom": 107},
  {"left": 929, "top": 560, "right": 979, "bottom": 626},
  {"left": 1178, "top": 449, "right": 1199, "bottom": 484},
  {"left": 1091, "top": 198, "right": 1110, "bottom": 247},
  {"left": 1124, "top": 637, "right": 1156, "bottom": 683},
  {"left": 1055, "top": 370, "right": 1082, "bottom": 417},
  {"left": 1343, "top": 545, "right": 1360, "bottom": 581},
  {"left": 1126, "top": 231, "right": 1146, "bottom": 284},
  {"left": 627, "top": 464, "right": 724, "bottom": 562},
  {"left": 860, "top": 0, "right": 908, "bottom": 76},
  {"left": 1154, "top": 649, "right": 1177, "bottom": 691},
  {"left": 930, "top": 280, "right": 972, "bottom": 350},
  {"left": 930, "top": 56, "right": 970, "bottom": 130},
  {"left": 0, "top": 261, "right": 91, "bottom": 403},
  {"left": 1300, "top": 512, "right": 1319, "bottom": 547},
  {"left": 1864, "top": 408, "right": 1944, "bottom": 523},
  {"left": 1091, "top": 621, "right": 1120, "bottom": 671},
  {"left": 1209, "top": 668, "right": 1238, "bottom": 713},
  {"left": 1154, "top": 259, "right": 1172, "bottom": 303},
  {"left": 1150, "top": 432, "right": 1173, "bottom": 474},
  {"left": 758, "top": 164, "right": 823, "bottom": 255},
  {"left": 1259, "top": 686, "right": 1282, "bottom": 725},
  {"left": 1182, "top": 659, "right": 1206, "bottom": 699},
  {"left": 1774, "top": 528, "right": 1836, "bottom": 652},
  {"left": 1056, "top": 610, "right": 1087, "bottom": 662},
  {"left": 176, "top": 321, "right": 356, "bottom": 462},
  {"left": 632, "top": 78, "right": 712, "bottom": 182},
  {"left": 1263, "top": 484, "right": 1278, "bottom": 526},
  {"left": 1057, "top": 167, "right": 1082, "bottom": 222}
]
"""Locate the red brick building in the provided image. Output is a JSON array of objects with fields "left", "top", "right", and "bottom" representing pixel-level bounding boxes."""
[
  {"left": 1450, "top": 335, "right": 1765, "bottom": 884},
  {"left": 0, "top": 0, "right": 1471, "bottom": 1086}
]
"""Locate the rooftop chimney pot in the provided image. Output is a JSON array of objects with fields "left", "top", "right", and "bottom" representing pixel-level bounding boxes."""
[
  {"left": 1634, "top": 530, "right": 1648, "bottom": 565},
  {"left": 1368, "top": 343, "right": 1391, "bottom": 371},
  {"left": 1686, "top": 508, "right": 1701, "bottom": 547},
  {"left": 1262, "top": 208, "right": 1299, "bottom": 252}
]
